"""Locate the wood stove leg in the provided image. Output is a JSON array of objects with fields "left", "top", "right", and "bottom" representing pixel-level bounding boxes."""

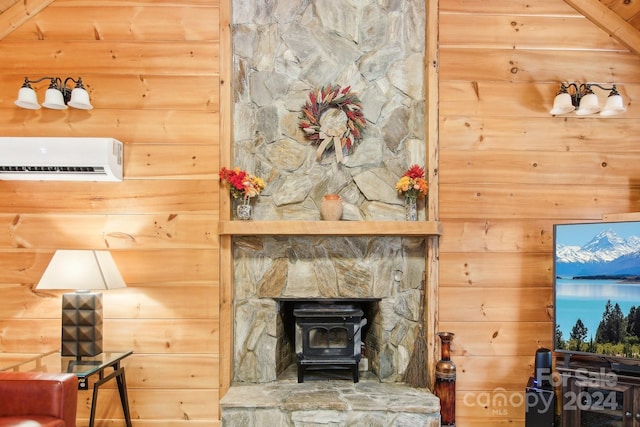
[
  {"left": 352, "top": 365, "right": 359, "bottom": 383},
  {"left": 298, "top": 365, "right": 305, "bottom": 383}
]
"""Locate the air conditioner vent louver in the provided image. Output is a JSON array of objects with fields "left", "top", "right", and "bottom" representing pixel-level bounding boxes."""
[
  {"left": 0, "top": 137, "right": 123, "bottom": 181},
  {"left": 0, "top": 166, "right": 106, "bottom": 174}
]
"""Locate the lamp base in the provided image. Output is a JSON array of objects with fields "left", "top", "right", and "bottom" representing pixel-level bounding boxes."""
[{"left": 61, "top": 292, "right": 103, "bottom": 357}]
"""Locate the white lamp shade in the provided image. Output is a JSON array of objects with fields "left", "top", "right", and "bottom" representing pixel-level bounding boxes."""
[
  {"left": 15, "top": 87, "right": 41, "bottom": 110},
  {"left": 36, "top": 250, "right": 126, "bottom": 291},
  {"left": 600, "top": 94, "right": 626, "bottom": 116},
  {"left": 67, "top": 87, "right": 93, "bottom": 110},
  {"left": 575, "top": 93, "right": 600, "bottom": 115},
  {"left": 42, "top": 88, "right": 68, "bottom": 110},
  {"left": 549, "top": 92, "right": 575, "bottom": 115}
]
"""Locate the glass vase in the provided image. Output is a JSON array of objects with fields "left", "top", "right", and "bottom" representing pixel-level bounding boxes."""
[
  {"left": 236, "top": 198, "right": 253, "bottom": 220},
  {"left": 405, "top": 195, "right": 418, "bottom": 221},
  {"left": 435, "top": 332, "right": 456, "bottom": 426}
]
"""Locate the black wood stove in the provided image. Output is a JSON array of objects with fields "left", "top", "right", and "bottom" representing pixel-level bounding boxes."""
[{"left": 293, "top": 302, "right": 367, "bottom": 383}]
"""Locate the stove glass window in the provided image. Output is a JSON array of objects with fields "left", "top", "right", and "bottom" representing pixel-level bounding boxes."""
[{"left": 309, "top": 327, "right": 348, "bottom": 349}]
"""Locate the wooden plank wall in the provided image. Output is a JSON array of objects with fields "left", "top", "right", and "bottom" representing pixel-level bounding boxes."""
[
  {"left": 2, "top": 1, "right": 640, "bottom": 426},
  {"left": 0, "top": 0, "right": 221, "bottom": 425},
  {"left": 438, "top": 0, "right": 640, "bottom": 426}
]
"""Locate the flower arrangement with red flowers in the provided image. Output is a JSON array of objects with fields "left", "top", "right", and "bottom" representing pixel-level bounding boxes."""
[
  {"left": 395, "top": 165, "right": 428, "bottom": 199},
  {"left": 219, "top": 166, "right": 265, "bottom": 200}
]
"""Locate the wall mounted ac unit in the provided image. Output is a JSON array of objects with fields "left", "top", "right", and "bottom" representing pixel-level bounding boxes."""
[{"left": 0, "top": 137, "right": 123, "bottom": 181}]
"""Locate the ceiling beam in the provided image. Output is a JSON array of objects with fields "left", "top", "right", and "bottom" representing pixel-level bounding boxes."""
[
  {"left": 0, "top": 0, "right": 55, "bottom": 41},
  {"left": 564, "top": 0, "right": 640, "bottom": 57}
]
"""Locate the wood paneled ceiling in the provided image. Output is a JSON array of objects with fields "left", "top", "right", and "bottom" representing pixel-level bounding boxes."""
[
  {"left": 600, "top": 0, "right": 640, "bottom": 28},
  {"left": 0, "top": 0, "right": 18, "bottom": 14},
  {"left": 0, "top": 0, "right": 54, "bottom": 40},
  {"left": 565, "top": 0, "right": 640, "bottom": 56}
]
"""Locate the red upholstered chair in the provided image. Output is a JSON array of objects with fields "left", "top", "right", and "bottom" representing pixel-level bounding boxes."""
[{"left": 0, "top": 372, "right": 78, "bottom": 427}]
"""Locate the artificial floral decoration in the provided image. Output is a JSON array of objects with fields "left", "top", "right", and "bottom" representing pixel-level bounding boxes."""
[
  {"left": 219, "top": 166, "right": 265, "bottom": 220},
  {"left": 219, "top": 166, "right": 265, "bottom": 200},
  {"left": 395, "top": 164, "right": 428, "bottom": 199},
  {"left": 396, "top": 165, "right": 428, "bottom": 221},
  {"left": 299, "top": 85, "right": 366, "bottom": 164}
]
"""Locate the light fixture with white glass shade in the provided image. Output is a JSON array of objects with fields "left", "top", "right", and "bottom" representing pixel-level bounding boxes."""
[
  {"left": 550, "top": 82, "right": 626, "bottom": 117},
  {"left": 15, "top": 76, "right": 94, "bottom": 110}
]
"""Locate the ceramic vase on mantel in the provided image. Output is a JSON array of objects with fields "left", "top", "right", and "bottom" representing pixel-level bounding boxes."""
[
  {"left": 435, "top": 332, "right": 456, "bottom": 426},
  {"left": 405, "top": 195, "right": 418, "bottom": 221},
  {"left": 235, "top": 198, "right": 253, "bottom": 220},
  {"left": 321, "top": 194, "right": 343, "bottom": 220}
]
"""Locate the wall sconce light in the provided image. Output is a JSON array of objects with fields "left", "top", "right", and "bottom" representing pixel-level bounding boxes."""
[
  {"left": 550, "top": 82, "right": 626, "bottom": 116},
  {"left": 15, "top": 76, "right": 93, "bottom": 110}
]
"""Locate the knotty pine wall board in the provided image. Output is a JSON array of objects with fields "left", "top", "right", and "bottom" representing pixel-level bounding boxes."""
[
  {"left": 439, "top": 0, "right": 640, "bottom": 424},
  {"left": 440, "top": 13, "right": 622, "bottom": 50},
  {"left": 0, "top": 213, "right": 218, "bottom": 249},
  {"left": 5, "top": 5, "right": 219, "bottom": 41},
  {"left": 439, "top": 325, "right": 552, "bottom": 358},
  {"left": 440, "top": 151, "right": 639, "bottom": 185},
  {"left": 439, "top": 252, "right": 552, "bottom": 287},
  {"left": 440, "top": 219, "right": 557, "bottom": 253},
  {"left": 0, "top": 42, "right": 218, "bottom": 75},
  {"left": 439, "top": 49, "right": 640, "bottom": 82},
  {"left": 0, "top": 0, "right": 223, "bottom": 425},
  {"left": 439, "top": 287, "right": 552, "bottom": 323},
  {"left": 123, "top": 145, "right": 218, "bottom": 179},
  {"left": 0, "top": 317, "right": 219, "bottom": 353},
  {"left": 110, "top": 249, "right": 218, "bottom": 285},
  {"left": 123, "top": 353, "right": 219, "bottom": 389},
  {"left": 1, "top": 285, "right": 217, "bottom": 319},
  {"left": 441, "top": 0, "right": 579, "bottom": 15},
  {"left": 0, "top": 181, "right": 217, "bottom": 213},
  {"left": 452, "top": 356, "right": 540, "bottom": 390},
  {"left": 452, "top": 394, "right": 528, "bottom": 425},
  {"left": 0, "top": 249, "right": 217, "bottom": 294},
  {"left": 0, "top": 111, "right": 219, "bottom": 142},
  {"left": 439, "top": 82, "right": 639, "bottom": 118},
  {"left": 440, "top": 184, "right": 640, "bottom": 219},
  {"left": 0, "top": 75, "right": 219, "bottom": 111},
  {"left": 104, "top": 318, "right": 219, "bottom": 353},
  {"left": 439, "top": 116, "right": 640, "bottom": 152},
  {"left": 74, "top": 388, "right": 219, "bottom": 423}
]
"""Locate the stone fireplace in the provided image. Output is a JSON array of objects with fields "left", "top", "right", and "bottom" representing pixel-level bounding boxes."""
[
  {"left": 221, "top": 0, "right": 441, "bottom": 423},
  {"left": 232, "top": 235, "right": 426, "bottom": 384},
  {"left": 221, "top": 234, "right": 441, "bottom": 426}
]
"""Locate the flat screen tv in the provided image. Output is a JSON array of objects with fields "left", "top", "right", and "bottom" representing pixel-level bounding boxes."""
[{"left": 554, "top": 220, "right": 640, "bottom": 370}]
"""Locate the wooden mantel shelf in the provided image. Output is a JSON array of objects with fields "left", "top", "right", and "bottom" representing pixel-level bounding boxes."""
[{"left": 218, "top": 220, "right": 442, "bottom": 236}]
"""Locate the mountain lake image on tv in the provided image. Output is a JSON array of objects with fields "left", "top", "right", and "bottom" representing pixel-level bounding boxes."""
[{"left": 554, "top": 220, "right": 640, "bottom": 362}]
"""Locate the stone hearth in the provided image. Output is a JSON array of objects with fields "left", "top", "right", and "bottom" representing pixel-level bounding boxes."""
[{"left": 221, "top": 368, "right": 440, "bottom": 427}]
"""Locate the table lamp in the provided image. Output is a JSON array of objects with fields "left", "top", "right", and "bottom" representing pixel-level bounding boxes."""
[{"left": 36, "top": 250, "right": 126, "bottom": 358}]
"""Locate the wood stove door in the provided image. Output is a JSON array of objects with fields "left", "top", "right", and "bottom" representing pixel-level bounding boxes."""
[{"left": 305, "top": 324, "right": 351, "bottom": 357}]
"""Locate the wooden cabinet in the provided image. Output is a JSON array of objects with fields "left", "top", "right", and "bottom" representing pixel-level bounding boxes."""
[{"left": 558, "top": 365, "right": 640, "bottom": 427}]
